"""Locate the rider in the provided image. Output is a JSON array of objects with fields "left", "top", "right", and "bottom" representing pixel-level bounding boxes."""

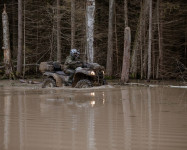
[{"left": 64, "top": 49, "right": 83, "bottom": 84}]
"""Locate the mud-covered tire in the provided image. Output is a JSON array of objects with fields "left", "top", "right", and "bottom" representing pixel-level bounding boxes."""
[
  {"left": 75, "top": 79, "right": 92, "bottom": 88},
  {"left": 42, "top": 78, "right": 56, "bottom": 88}
]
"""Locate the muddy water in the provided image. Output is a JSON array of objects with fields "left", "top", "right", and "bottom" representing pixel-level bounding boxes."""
[{"left": 0, "top": 86, "right": 186, "bottom": 150}]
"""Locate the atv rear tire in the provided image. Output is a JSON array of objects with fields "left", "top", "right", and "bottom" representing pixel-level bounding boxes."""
[
  {"left": 42, "top": 78, "right": 56, "bottom": 88},
  {"left": 75, "top": 79, "right": 92, "bottom": 88}
]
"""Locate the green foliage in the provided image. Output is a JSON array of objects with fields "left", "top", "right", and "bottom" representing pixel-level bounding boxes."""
[{"left": 105, "top": 75, "right": 114, "bottom": 80}]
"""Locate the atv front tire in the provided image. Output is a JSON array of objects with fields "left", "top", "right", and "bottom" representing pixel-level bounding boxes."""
[
  {"left": 75, "top": 79, "right": 92, "bottom": 88},
  {"left": 42, "top": 78, "right": 56, "bottom": 88}
]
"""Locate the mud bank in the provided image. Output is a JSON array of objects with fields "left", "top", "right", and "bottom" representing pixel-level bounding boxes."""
[{"left": 0, "top": 79, "right": 186, "bottom": 89}]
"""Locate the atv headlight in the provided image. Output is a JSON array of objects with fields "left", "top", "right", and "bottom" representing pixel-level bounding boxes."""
[{"left": 90, "top": 71, "right": 95, "bottom": 76}]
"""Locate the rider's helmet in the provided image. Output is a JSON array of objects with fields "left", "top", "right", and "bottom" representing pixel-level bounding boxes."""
[{"left": 70, "top": 49, "right": 80, "bottom": 59}]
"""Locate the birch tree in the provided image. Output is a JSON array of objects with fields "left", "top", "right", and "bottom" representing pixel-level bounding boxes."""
[
  {"left": 106, "top": 0, "right": 115, "bottom": 76},
  {"left": 86, "top": 0, "right": 95, "bottom": 63},
  {"left": 2, "top": 5, "right": 15, "bottom": 79}
]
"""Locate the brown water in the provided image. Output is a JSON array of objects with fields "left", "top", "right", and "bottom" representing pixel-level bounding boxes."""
[{"left": 0, "top": 86, "right": 186, "bottom": 150}]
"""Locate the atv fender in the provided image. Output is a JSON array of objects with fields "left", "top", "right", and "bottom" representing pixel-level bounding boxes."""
[
  {"left": 75, "top": 68, "right": 94, "bottom": 76},
  {"left": 43, "top": 72, "right": 62, "bottom": 87},
  {"left": 72, "top": 69, "right": 94, "bottom": 87}
]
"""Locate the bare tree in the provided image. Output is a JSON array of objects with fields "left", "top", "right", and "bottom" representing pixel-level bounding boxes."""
[
  {"left": 121, "top": 0, "right": 130, "bottom": 83},
  {"left": 147, "top": 0, "right": 152, "bottom": 81},
  {"left": 106, "top": 0, "right": 115, "bottom": 76},
  {"left": 57, "top": 0, "right": 61, "bottom": 62},
  {"left": 140, "top": 0, "right": 144, "bottom": 79},
  {"left": 17, "top": 0, "right": 23, "bottom": 75},
  {"left": 121, "top": 27, "right": 131, "bottom": 83},
  {"left": 2, "top": 5, "right": 15, "bottom": 79},
  {"left": 23, "top": 0, "right": 26, "bottom": 78},
  {"left": 86, "top": 0, "right": 95, "bottom": 63},
  {"left": 71, "top": 0, "right": 75, "bottom": 49},
  {"left": 11, "top": 0, "right": 17, "bottom": 59},
  {"left": 131, "top": 0, "right": 149, "bottom": 78},
  {"left": 124, "top": 0, "right": 128, "bottom": 27},
  {"left": 114, "top": 3, "right": 119, "bottom": 72},
  {"left": 156, "top": 0, "right": 163, "bottom": 79}
]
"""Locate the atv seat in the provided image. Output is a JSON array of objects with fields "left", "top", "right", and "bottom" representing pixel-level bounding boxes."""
[{"left": 56, "top": 71, "right": 68, "bottom": 76}]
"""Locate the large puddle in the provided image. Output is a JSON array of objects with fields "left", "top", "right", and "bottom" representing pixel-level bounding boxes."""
[{"left": 0, "top": 86, "right": 186, "bottom": 150}]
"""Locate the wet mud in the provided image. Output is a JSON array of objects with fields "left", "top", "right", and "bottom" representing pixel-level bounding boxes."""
[{"left": 0, "top": 85, "right": 186, "bottom": 150}]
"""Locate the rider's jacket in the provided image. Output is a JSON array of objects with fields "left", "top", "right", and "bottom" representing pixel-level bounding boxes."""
[{"left": 64, "top": 55, "right": 82, "bottom": 70}]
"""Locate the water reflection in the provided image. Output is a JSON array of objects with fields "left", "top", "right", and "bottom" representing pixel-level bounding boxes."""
[
  {"left": 0, "top": 87, "right": 186, "bottom": 150},
  {"left": 121, "top": 88, "right": 131, "bottom": 150},
  {"left": 4, "top": 95, "right": 11, "bottom": 150}
]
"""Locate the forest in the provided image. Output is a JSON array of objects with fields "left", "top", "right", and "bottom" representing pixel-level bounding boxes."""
[{"left": 0, "top": 0, "right": 186, "bottom": 82}]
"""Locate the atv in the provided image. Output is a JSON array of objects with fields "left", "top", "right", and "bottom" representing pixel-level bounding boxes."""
[{"left": 40, "top": 62, "right": 106, "bottom": 88}]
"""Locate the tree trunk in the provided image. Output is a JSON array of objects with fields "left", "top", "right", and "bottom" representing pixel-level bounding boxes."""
[
  {"left": 2, "top": 6, "right": 15, "bottom": 79},
  {"left": 143, "top": 0, "right": 149, "bottom": 79},
  {"left": 23, "top": 0, "right": 26, "bottom": 78},
  {"left": 130, "top": 0, "right": 149, "bottom": 78},
  {"left": 156, "top": 56, "right": 159, "bottom": 79},
  {"left": 12, "top": 0, "right": 17, "bottom": 59},
  {"left": 106, "top": 0, "right": 115, "bottom": 76},
  {"left": 140, "top": 0, "right": 144, "bottom": 79},
  {"left": 86, "top": 0, "right": 95, "bottom": 63},
  {"left": 152, "top": 44, "right": 155, "bottom": 79},
  {"left": 114, "top": 3, "right": 119, "bottom": 73},
  {"left": 152, "top": 3, "right": 159, "bottom": 80},
  {"left": 71, "top": 0, "right": 75, "bottom": 49},
  {"left": 147, "top": 0, "right": 152, "bottom": 81},
  {"left": 121, "top": 27, "right": 131, "bottom": 83},
  {"left": 124, "top": 0, "right": 128, "bottom": 27},
  {"left": 57, "top": 0, "right": 61, "bottom": 62},
  {"left": 157, "top": 0, "right": 163, "bottom": 79},
  {"left": 17, "top": 0, "right": 23, "bottom": 75},
  {"left": 143, "top": 43, "right": 148, "bottom": 79},
  {"left": 185, "top": 19, "right": 187, "bottom": 67}
]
